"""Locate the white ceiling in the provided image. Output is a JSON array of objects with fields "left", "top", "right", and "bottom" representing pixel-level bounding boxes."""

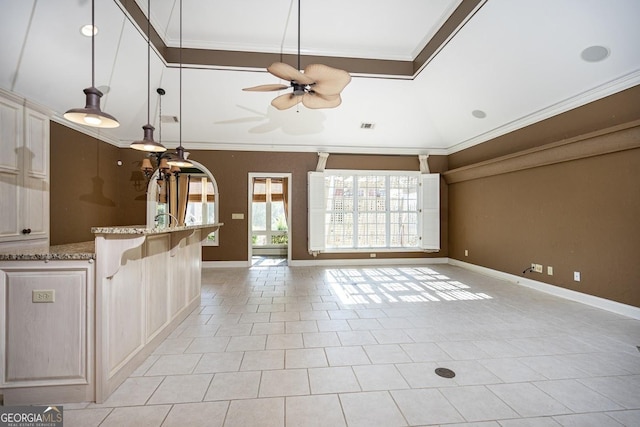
[{"left": 1, "top": 0, "right": 639, "bottom": 155}]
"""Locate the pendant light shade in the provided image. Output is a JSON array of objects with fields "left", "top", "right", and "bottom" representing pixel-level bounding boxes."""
[
  {"left": 167, "top": 146, "right": 192, "bottom": 167},
  {"left": 64, "top": 0, "right": 119, "bottom": 128},
  {"left": 130, "top": 0, "right": 166, "bottom": 152},
  {"left": 130, "top": 124, "right": 165, "bottom": 152},
  {"left": 167, "top": 0, "right": 193, "bottom": 168}
]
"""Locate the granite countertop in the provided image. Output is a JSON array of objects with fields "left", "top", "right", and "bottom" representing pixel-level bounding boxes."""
[
  {"left": 0, "top": 223, "right": 224, "bottom": 260},
  {"left": 91, "top": 222, "right": 223, "bottom": 235},
  {"left": 0, "top": 241, "right": 95, "bottom": 261}
]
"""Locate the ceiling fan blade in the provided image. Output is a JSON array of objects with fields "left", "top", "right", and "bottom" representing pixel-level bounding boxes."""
[
  {"left": 242, "top": 84, "right": 289, "bottom": 92},
  {"left": 304, "top": 64, "right": 352, "bottom": 96},
  {"left": 271, "top": 93, "right": 303, "bottom": 110},
  {"left": 302, "top": 93, "right": 342, "bottom": 109},
  {"left": 268, "top": 62, "right": 314, "bottom": 85}
]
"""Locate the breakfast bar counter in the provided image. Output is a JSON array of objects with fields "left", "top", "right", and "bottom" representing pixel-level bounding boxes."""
[{"left": 0, "top": 223, "right": 222, "bottom": 404}]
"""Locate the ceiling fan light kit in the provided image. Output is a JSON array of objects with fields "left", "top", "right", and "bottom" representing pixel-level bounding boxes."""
[
  {"left": 242, "top": 0, "right": 351, "bottom": 110},
  {"left": 64, "top": 0, "right": 119, "bottom": 128}
]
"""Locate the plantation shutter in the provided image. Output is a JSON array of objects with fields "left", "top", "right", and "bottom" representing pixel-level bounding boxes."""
[
  {"left": 308, "top": 171, "right": 326, "bottom": 252},
  {"left": 419, "top": 173, "right": 440, "bottom": 251}
]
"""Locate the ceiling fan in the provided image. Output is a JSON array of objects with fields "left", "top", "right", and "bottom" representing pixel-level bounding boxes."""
[{"left": 242, "top": 0, "right": 351, "bottom": 110}]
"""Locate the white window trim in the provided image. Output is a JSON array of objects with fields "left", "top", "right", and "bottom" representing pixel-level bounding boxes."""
[{"left": 308, "top": 170, "right": 440, "bottom": 255}]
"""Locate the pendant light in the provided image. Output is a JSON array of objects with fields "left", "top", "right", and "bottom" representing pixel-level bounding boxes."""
[
  {"left": 64, "top": 0, "right": 120, "bottom": 128},
  {"left": 130, "top": 0, "right": 166, "bottom": 152},
  {"left": 167, "top": 0, "right": 193, "bottom": 168}
]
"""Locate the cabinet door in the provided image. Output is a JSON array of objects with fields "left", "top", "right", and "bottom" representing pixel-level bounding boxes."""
[
  {"left": 0, "top": 97, "right": 23, "bottom": 242},
  {"left": 22, "top": 108, "right": 49, "bottom": 241}
]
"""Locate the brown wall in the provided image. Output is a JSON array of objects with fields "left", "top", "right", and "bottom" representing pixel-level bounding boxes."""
[
  {"left": 50, "top": 89, "right": 639, "bottom": 308},
  {"left": 448, "top": 144, "right": 640, "bottom": 308},
  {"left": 192, "top": 151, "right": 447, "bottom": 262},
  {"left": 51, "top": 123, "right": 130, "bottom": 244},
  {"left": 449, "top": 85, "right": 640, "bottom": 169},
  {"left": 50, "top": 134, "right": 447, "bottom": 262}
]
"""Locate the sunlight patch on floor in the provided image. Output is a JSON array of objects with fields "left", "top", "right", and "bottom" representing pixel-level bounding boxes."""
[{"left": 325, "top": 266, "right": 493, "bottom": 305}]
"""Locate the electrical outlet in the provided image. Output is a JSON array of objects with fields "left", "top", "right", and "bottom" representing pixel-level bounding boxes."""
[
  {"left": 32, "top": 289, "right": 55, "bottom": 303},
  {"left": 464, "top": 249, "right": 469, "bottom": 257},
  {"left": 370, "top": 253, "right": 376, "bottom": 258},
  {"left": 547, "top": 266, "right": 553, "bottom": 275},
  {"left": 531, "top": 263, "right": 536, "bottom": 271},
  {"left": 574, "top": 271, "right": 581, "bottom": 281},
  {"left": 534, "top": 264, "right": 543, "bottom": 273}
]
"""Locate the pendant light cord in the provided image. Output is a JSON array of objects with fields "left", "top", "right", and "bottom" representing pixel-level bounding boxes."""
[
  {"left": 179, "top": 0, "right": 183, "bottom": 150},
  {"left": 146, "top": 0, "right": 151, "bottom": 125},
  {"left": 91, "top": 0, "right": 95, "bottom": 88},
  {"left": 297, "top": 0, "right": 300, "bottom": 71}
]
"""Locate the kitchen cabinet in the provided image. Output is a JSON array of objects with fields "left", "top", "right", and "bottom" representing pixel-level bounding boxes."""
[{"left": 0, "top": 93, "right": 49, "bottom": 248}]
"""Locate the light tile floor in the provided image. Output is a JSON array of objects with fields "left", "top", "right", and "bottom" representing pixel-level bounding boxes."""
[{"left": 64, "top": 263, "right": 640, "bottom": 426}]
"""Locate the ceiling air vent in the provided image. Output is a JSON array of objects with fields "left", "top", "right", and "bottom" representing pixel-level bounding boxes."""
[
  {"left": 360, "top": 122, "right": 375, "bottom": 129},
  {"left": 161, "top": 115, "right": 179, "bottom": 124}
]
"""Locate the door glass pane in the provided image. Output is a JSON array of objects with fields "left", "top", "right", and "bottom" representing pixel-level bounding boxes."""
[
  {"left": 252, "top": 202, "right": 266, "bottom": 231},
  {"left": 271, "top": 201, "right": 287, "bottom": 231}
]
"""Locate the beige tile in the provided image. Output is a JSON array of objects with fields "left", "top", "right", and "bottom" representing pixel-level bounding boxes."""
[
  {"left": 251, "top": 322, "right": 285, "bottom": 335},
  {"left": 286, "top": 320, "right": 319, "bottom": 333},
  {"left": 338, "top": 331, "right": 377, "bottom": 346},
  {"left": 285, "top": 348, "right": 328, "bottom": 369},
  {"left": 89, "top": 376, "right": 163, "bottom": 407},
  {"left": 325, "top": 346, "right": 370, "bottom": 366},
  {"left": 215, "top": 323, "right": 253, "bottom": 337},
  {"left": 317, "top": 319, "right": 351, "bottom": 332},
  {"left": 63, "top": 408, "right": 112, "bottom": 427},
  {"left": 339, "top": 391, "right": 407, "bottom": 427},
  {"left": 99, "top": 405, "right": 171, "bottom": 427},
  {"left": 391, "top": 388, "right": 465, "bottom": 425},
  {"left": 145, "top": 353, "right": 202, "bottom": 376},
  {"left": 179, "top": 324, "right": 220, "bottom": 338},
  {"left": 266, "top": 333, "right": 303, "bottom": 349},
  {"left": 353, "top": 364, "right": 410, "bottom": 391},
  {"left": 226, "top": 334, "right": 267, "bottom": 351},
  {"left": 193, "top": 351, "right": 243, "bottom": 373},
  {"left": 286, "top": 394, "right": 347, "bottom": 427},
  {"left": 224, "top": 398, "right": 284, "bottom": 427},
  {"left": 308, "top": 366, "right": 361, "bottom": 394},
  {"left": 259, "top": 369, "right": 310, "bottom": 397},
  {"left": 363, "top": 344, "right": 411, "bottom": 363},
  {"left": 184, "top": 336, "right": 230, "bottom": 353},
  {"left": 129, "top": 355, "right": 159, "bottom": 377},
  {"left": 440, "top": 385, "right": 519, "bottom": 422},
  {"left": 204, "top": 371, "right": 261, "bottom": 401},
  {"left": 153, "top": 337, "right": 194, "bottom": 355},
  {"left": 270, "top": 311, "right": 300, "bottom": 321},
  {"left": 162, "top": 401, "right": 228, "bottom": 427},
  {"left": 302, "top": 331, "right": 341, "bottom": 348},
  {"left": 241, "top": 349, "right": 285, "bottom": 371},
  {"left": 148, "top": 374, "right": 213, "bottom": 404}
]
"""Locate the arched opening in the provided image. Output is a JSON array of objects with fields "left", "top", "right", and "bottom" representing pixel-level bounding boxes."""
[{"left": 146, "top": 159, "right": 219, "bottom": 245}]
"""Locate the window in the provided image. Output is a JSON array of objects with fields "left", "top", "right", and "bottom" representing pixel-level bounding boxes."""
[{"left": 308, "top": 171, "right": 439, "bottom": 253}]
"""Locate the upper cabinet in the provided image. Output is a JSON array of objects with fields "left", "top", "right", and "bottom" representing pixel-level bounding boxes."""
[{"left": 0, "top": 94, "right": 49, "bottom": 248}]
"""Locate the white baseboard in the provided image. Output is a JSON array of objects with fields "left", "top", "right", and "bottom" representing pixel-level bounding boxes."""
[
  {"left": 202, "top": 260, "right": 249, "bottom": 268},
  {"left": 288, "top": 257, "right": 449, "bottom": 267},
  {"left": 449, "top": 259, "right": 640, "bottom": 320}
]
